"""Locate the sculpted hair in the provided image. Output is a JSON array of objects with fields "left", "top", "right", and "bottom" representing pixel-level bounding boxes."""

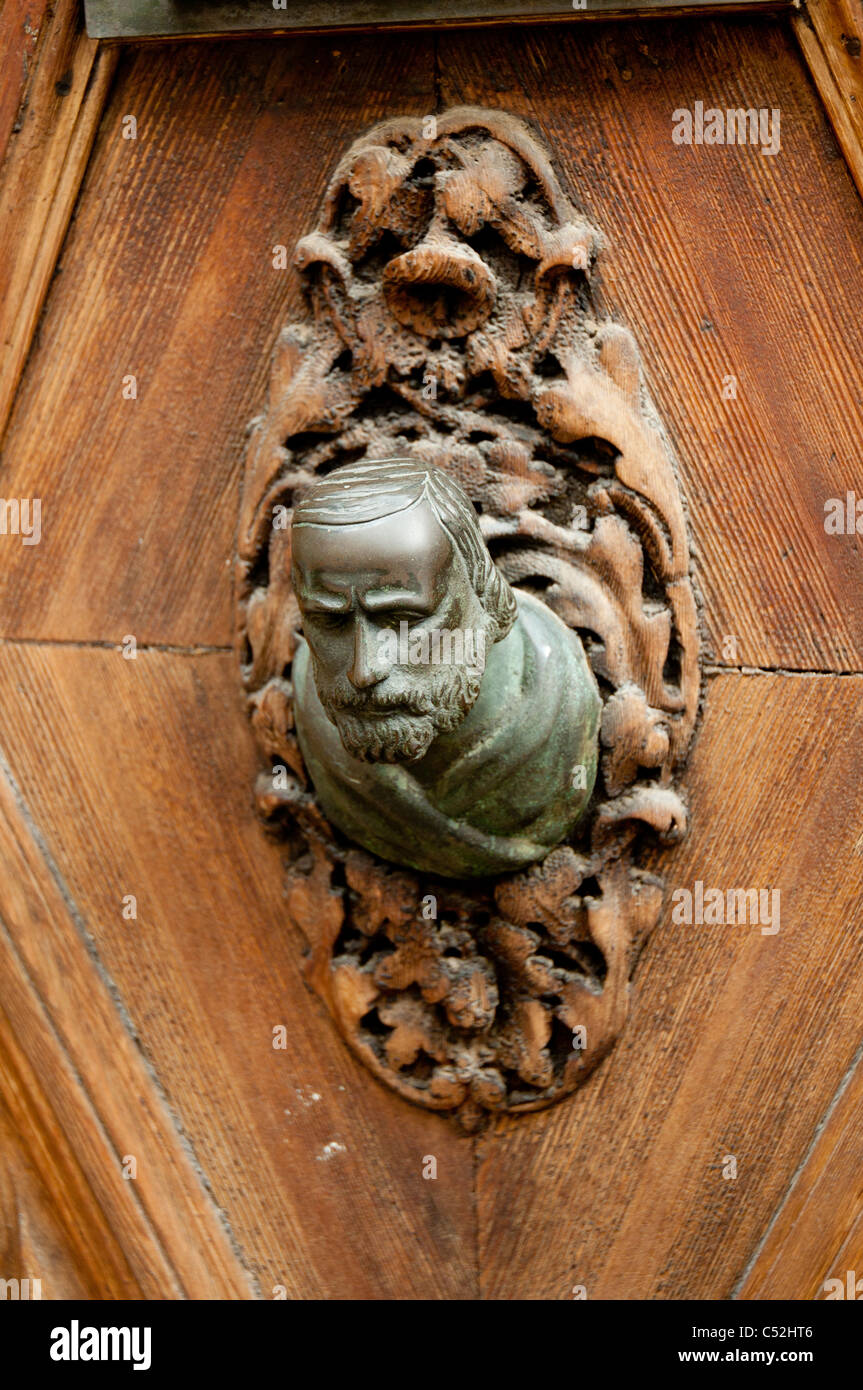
[{"left": 292, "top": 458, "right": 518, "bottom": 640}]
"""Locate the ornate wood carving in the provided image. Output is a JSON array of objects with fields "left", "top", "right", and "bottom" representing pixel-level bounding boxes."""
[{"left": 236, "top": 107, "right": 700, "bottom": 1130}]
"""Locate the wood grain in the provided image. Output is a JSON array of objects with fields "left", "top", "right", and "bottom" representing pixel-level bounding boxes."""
[
  {"left": 473, "top": 671, "right": 863, "bottom": 1298},
  {"left": 739, "top": 1043, "right": 863, "bottom": 1299},
  {"left": 0, "top": 32, "right": 435, "bottom": 647},
  {"left": 0, "top": 0, "right": 117, "bottom": 442},
  {"left": 440, "top": 17, "right": 863, "bottom": 673},
  {"left": 0, "top": 0, "right": 51, "bottom": 169},
  {"left": 0, "top": 645, "right": 477, "bottom": 1298},
  {"left": 794, "top": 0, "right": 863, "bottom": 203},
  {"left": 0, "top": 1013, "right": 139, "bottom": 1300},
  {"left": 4, "top": 17, "right": 862, "bottom": 669},
  {"left": 2, "top": 15, "right": 863, "bottom": 1301},
  {"left": 0, "top": 749, "right": 254, "bottom": 1298}
]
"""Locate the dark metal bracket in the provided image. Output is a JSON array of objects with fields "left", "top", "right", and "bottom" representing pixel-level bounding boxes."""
[{"left": 84, "top": 0, "right": 789, "bottom": 42}]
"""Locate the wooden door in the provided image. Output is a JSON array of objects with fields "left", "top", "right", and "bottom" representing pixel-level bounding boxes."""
[{"left": 1, "top": 0, "right": 862, "bottom": 1302}]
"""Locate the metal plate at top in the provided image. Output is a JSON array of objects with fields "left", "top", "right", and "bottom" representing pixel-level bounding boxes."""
[{"left": 84, "top": 0, "right": 788, "bottom": 41}]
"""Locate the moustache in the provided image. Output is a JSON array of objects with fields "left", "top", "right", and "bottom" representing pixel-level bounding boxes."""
[{"left": 325, "top": 680, "right": 438, "bottom": 717}]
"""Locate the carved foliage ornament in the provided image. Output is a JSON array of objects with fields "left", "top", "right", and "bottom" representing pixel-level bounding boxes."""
[{"left": 236, "top": 107, "right": 700, "bottom": 1129}]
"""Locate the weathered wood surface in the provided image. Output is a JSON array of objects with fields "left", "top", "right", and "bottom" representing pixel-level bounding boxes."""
[
  {"left": 0, "top": 646, "right": 477, "bottom": 1298},
  {"left": 0, "top": 32, "right": 435, "bottom": 646},
  {"left": 0, "top": 0, "right": 117, "bottom": 443},
  {"left": 794, "top": 0, "right": 863, "bottom": 204},
  {"left": 475, "top": 671, "right": 863, "bottom": 1298},
  {"left": 0, "top": 0, "right": 51, "bottom": 169},
  {"left": 441, "top": 17, "right": 863, "bottom": 673},
  {"left": 739, "top": 1042, "right": 863, "bottom": 1299},
  {"left": 0, "top": 1013, "right": 139, "bottom": 1300},
  {"left": 4, "top": 651, "right": 860, "bottom": 1298},
  {"left": 1, "top": 12, "right": 863, "bottom": 1301},
  {"left": 0, "top": 745, "right": 254, "bottom": 1298},
  {"left": 2, "top": 17, "right": 863, "bottom": 671}
]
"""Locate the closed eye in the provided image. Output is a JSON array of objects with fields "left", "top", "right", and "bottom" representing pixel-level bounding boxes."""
[
  {"left": 376, "top": 611, "right": 427, "bottom": 628},
  {"left": 307, "top": 611, "right": 351, "bottom": 630}
]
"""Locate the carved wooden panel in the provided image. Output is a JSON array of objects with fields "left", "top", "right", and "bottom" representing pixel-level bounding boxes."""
[
  {"left": 236, "top": 107, "right": 700, "bottom": 1129},
  {"left": 3, "top": 6, "right": 863, "bottom": 1305}
]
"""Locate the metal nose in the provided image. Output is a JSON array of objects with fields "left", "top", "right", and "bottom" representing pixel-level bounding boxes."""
[{"left": 347, "top": 615, "right": 389, "bottom": 690}]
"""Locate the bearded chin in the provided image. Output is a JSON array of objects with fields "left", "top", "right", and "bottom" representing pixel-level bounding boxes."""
[
  {"left": 333, "top": 711, "right": 437, "bottom": 764},
  {"left": 321, "top": 666, "right": 484, "bottom": 765}
]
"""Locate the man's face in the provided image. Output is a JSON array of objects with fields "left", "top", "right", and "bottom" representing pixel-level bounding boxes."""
[{"left": 292, "top": 499, "right": 491, "bottom": 763}]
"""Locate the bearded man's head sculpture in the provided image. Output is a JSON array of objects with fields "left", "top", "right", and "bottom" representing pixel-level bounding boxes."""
[
  {"left": 292, "top": 459, "right": 516, "bottom": 763},
  {"left": 290, "top": 457, "right": 601, "bottom": 878}
]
